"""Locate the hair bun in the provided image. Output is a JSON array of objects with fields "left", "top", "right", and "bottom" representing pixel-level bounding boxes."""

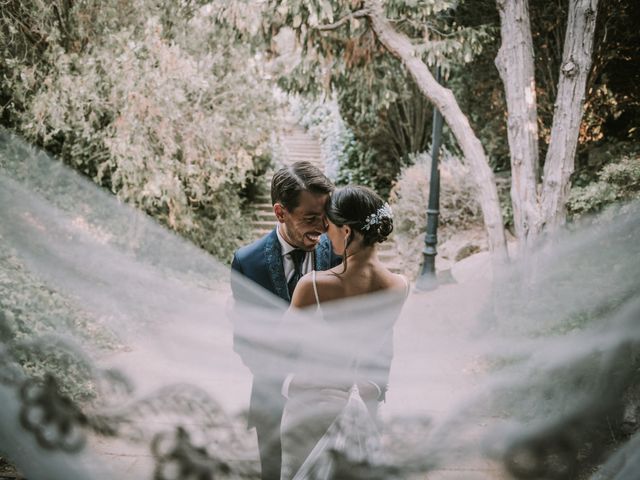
[
  {"left": 375, "top": 216, "right": 393, "bottom": 243},
  {"left": 325, "top": 185, "right": 393, "bottom": 247}
]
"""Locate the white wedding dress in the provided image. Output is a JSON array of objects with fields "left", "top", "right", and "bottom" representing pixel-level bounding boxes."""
[{"left": 280, "top": 272, "right": 408, "bottom": 480}]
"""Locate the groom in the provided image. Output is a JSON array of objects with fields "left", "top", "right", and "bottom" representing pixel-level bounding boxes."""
[{"left": 230, "top": 161, "right": 341, "bottom": 480}]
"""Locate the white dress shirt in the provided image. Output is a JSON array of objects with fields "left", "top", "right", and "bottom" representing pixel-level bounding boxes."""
[
  {"left": 276, "top": 224, "right": 314, "bottom": 399},
  {"left": 276, "top": 226, "right": 383, "bottom": 401},
  {"left": 276, "top": 224, "right": 314, "bottom": 282}
]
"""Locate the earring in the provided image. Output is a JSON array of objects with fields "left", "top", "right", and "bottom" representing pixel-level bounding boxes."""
[{"left": 343, "top": 236, "right": 349, "bottom": 251}]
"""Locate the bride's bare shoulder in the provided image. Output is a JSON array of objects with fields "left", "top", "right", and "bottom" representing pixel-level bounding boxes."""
[
  {"left": 315, "top": 268, "right": 339, "bottom": 279},
  {"left": 290, "top": 273, "right": 318, "bottom": 308},
  {"left": 313, "top": 270, "right": 343, "bottom": 288},
  {"left": 381, "top": 270, "right": 409, "bottom": 293},
  {"left": 392, "top": 272, "right": 409, "bottom": 288}
]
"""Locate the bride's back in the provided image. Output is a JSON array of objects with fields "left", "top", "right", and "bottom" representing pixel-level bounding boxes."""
[{"left": 311, "top": 261, "right": 406, "bottom": 304}]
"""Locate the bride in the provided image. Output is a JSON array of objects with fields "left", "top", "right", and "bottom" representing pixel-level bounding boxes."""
[{"left": 280, "top": 185, "right": 409, "bottom": 480}]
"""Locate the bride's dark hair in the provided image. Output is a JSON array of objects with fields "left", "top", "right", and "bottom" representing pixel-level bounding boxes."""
[{"left": 326, "top": 185, "right": 393, "bottom": 251}]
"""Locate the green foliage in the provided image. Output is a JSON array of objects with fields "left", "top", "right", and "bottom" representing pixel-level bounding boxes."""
[
  {"left": 262, "top": 0, "right": 495, "bottom": 197},
  {"left": 215, "top": 0, "right": 640, "bottom": 230},
  {"left": 568, "top": 182, "right": 618, "bottom": 218},
  {"left": 292, "top": 94, "right": 406, "bottom": 196},
  {"left": 577, "top": 0, "right": 640, "bottom": 145},
  {"left": 0, "top": 239, "right": 120, "bottom": 401},
  {"left": 0, "top": 1, "right": 279, "bottom": 403},
  {"left": 389, "top": 149, "right": 483, "bottom": 276},
  {"left": 1, "top": 1, "right": 278, "bottom": 262},
  {"left": 391, "top": 149, "right": 482, "bottom": 237},
  {"left": 450, "top": 0, "right": 640, "bottom": 171},
  {"left": 334, "top": 65, "right": 434, "bottom": 197},
  {"left": 568, "top": 147, "right": 640, "bottom": 218}
]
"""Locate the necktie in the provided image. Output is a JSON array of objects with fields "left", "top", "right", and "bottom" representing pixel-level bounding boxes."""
[{"left": 287, "top": 249, "right": 306, "bottom": 298}]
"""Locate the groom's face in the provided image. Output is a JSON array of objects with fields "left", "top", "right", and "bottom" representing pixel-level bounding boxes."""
[{"left": 275, "top": 190, "right": 330, "bottom": 251}]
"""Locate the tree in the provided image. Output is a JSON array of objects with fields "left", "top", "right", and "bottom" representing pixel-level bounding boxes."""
[
  {"left": 220, "top": 0, "right": 601, "bottom": 258},
  {"left": 271, "top": 1, "right": 496, "bottom": 212},
  {"left": 496, "top": 0, "right": 599, "bottom": 246},
  {"left": 0, "top": 0, "right": 277, "bottom": 261},
  {"left": 362, "top": 0, "right": 508, "bottom": 258}
]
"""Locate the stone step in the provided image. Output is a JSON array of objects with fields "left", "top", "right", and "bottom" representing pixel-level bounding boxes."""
[
  {"left": 252, "top": 204, "right": 273, "bottom": 211},
  {"left": 282, "top": 138, "right": 320, "bottom": 144},
  {"left": 283, "top": 147, "right": 321, "bottom": 152},
  {"left": 285, "top": 157, "right": 323, "bottom": 163},
  {"left": 283, "top": 147, "right": 322, "bottom": 153},
  {"left": 253, "top": 202, "right": 273, "bottom": 210},
  {"left": 378, "top": 242, "right": 395, "bottom": 252},
  {"left": 253, "top": 220, "right": 276, "bottom": 229},
  {"left": 283, "top": 149, "right": 322, "bottom": 154},
  {"left": 378, "top": 251, "right": 397, "bottom": 261},
  {"left": 282, "top": 134, "right": 318, "bottom": 140},
  {"left": 284, "top": 154, "right": 322, "bottom": 160},
  {"left": 252, "top": 207, "right": 271, "bottom": 214},
  {"left": 283, "top": 134, "right": 317, "bottom": 139},
  {"left": 282, "top": 130, "right": 314, "bottom": 136},
  {"left": 282, "top": 136, "right": 319, "bottom": 142},
  {"left": 252, "top": 228, "right": 273, "bottom": 238},
  {"left": 282, "top": 147, "right": 322, "bottom": 154},
  {"left": 283, "top": 144, "right": 321, "bottom": 150},
  {"left": 283, "top": 157, "right": 323, "bottom": 164},
  {"left": 254, "top": 211, "right": 275, "bottom": 221}
]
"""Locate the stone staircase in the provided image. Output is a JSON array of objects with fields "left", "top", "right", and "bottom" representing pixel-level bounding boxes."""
[
  {"left": 377, "top": 240, "right": 402, "bottom": 274},
  {"left": 280, "top": 125, "right": 324, "bottom": 172},
  {"left": 249, "top": 125, "right": 403, "bottom": 274}
]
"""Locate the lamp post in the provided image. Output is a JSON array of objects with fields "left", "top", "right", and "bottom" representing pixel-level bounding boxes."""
[{"left": 415, "top": 66, "right": 443, "bottom": 291}]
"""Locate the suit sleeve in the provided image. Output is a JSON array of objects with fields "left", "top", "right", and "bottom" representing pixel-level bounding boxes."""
[
  {"left": 229, "top": 252, "right": 257, "bottom": 371},
  {"left": 229, "top": 251, "right": 284, "bottom": 377}
]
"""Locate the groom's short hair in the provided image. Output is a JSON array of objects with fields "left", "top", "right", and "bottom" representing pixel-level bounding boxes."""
[{"left": 271, "top": 161, "right": 334, "bottom": 211}]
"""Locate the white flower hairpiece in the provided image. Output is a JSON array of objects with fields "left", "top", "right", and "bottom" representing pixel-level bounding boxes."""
[{"left": 362, "top": 202, "right": 393, "bottom": 231}]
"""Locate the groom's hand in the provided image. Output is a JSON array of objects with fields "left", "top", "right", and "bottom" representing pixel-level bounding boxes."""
[{"left": 287, "top": 376, "right": 382, "bottom": 401}]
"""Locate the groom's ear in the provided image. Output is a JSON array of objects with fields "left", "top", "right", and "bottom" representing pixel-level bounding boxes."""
[{"left": 274, "top": 203, "right": 286, "bottom": 223}]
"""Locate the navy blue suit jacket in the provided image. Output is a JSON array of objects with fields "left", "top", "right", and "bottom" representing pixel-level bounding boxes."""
[
  {"left": 230, "top": 228, "right": 341, "bottom": 427},
  {"left": 231, "top": 228, "right": 340, "bottom": 304}
]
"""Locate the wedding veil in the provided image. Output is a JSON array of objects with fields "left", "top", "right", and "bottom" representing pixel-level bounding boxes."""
[{"left": 1, "top": 128, "right": 639, "bottom": 479}]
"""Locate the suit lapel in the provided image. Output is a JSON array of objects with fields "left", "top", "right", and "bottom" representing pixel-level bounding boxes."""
[
  {"left": 314, "top": 236, "right": 332, "bottom": 271},
  {"left": 264, "top": 229, "right": 289, "bottom": 302}
]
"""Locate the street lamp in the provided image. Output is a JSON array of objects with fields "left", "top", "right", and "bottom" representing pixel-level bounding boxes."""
[{"left": 415, "top": 66, "right": 443, "bottom": 292}]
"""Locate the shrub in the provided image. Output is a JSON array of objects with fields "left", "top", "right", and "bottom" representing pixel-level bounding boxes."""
[
  {"left": 2, "top": 6, "right": 278, "bottom": 262},
  {"left": 391, "top": 150, "right": 482, "bottom": 236},
  {"left": 0, "top": 239, "right": 120, "bottom": 401},
  {"left": 389, "top": 150, "right": 484, "bottom": 276},
  {"left": 568, "top": 148, "right": 640, "bottom": 219}
]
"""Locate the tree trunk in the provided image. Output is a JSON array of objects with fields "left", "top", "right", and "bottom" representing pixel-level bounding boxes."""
[
  {"left": 364, "top": 0, "right": 508, "bottom": 260},
  {"left": 540, "top": 0, "right": 599, "bottom": 230},
  {"left": 495, "top": 0, "right": 541, "bottom": 246}
]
